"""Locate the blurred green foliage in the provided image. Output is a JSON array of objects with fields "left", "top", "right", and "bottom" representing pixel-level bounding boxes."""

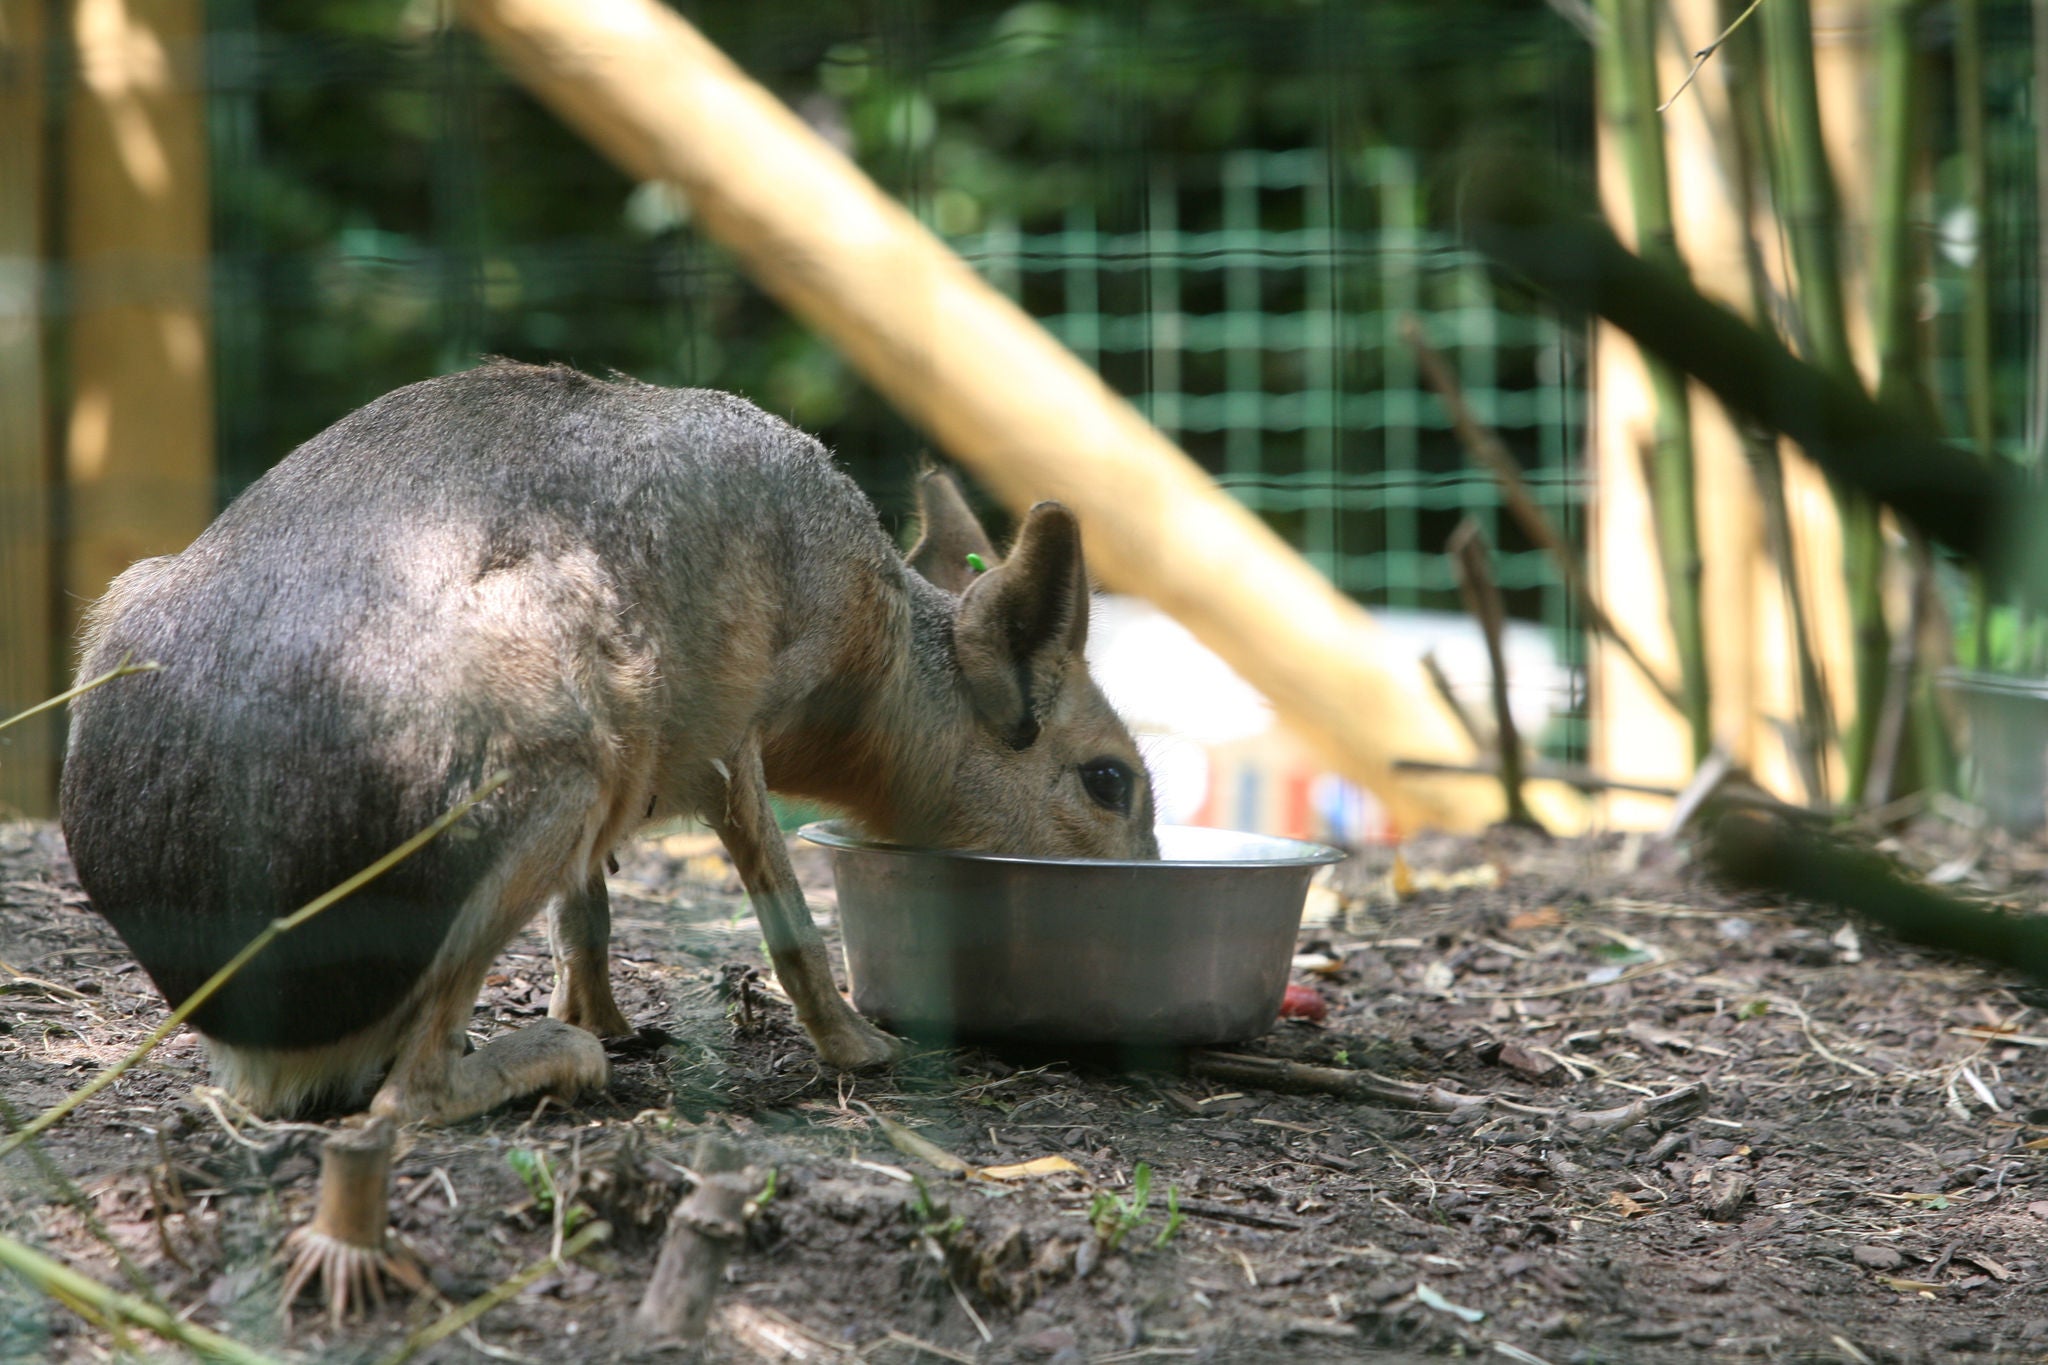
[{"left": 207, "top": 0, "right": 1591, "bottom": 539}]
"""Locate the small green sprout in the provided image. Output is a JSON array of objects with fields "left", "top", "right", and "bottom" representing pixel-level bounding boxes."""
[
  {"left": 506, "top": 1147, "right": 590, "bottom": 1231},
  {"left": 908, "top": 1175, "right": 964, "bottom": 1244},
  {"left": 746, "top": 1166, "right": 778, "bottom": 1218},
  {"left": 1089, "top": 1162, "right": 1155, "bottom": 1251},
  {"left": 1153, "top": 1184, "right": 1184, "bottom": 1248},
  {"left": 964, "top": 552, "right": 988, "bottom": 574}
]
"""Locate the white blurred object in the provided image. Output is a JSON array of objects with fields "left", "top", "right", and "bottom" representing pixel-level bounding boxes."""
[{"left": 1087, "top": 595, "right": 1572, "bottom": 843}]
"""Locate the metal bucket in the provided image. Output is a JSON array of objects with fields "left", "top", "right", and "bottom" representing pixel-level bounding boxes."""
[
  {"left": 798, "top": 822, "right": 1345, "bottom": 1047},
  {"left": 1938, "top": 669, "right": 2048, "bottom": 833}
]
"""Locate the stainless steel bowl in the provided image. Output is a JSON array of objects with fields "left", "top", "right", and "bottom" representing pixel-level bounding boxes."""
[{"left": 798, "top": 821, "right": 1346, "bottom": 1047}]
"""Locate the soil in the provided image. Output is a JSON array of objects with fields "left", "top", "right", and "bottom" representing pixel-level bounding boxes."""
[{"left": 6, "top": 814, "right": 2048, "bottom": 1364}]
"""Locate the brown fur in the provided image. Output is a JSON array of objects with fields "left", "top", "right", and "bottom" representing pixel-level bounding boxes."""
[{"left": 60, "top": 365, "right": 1156, "bottom": 1123}]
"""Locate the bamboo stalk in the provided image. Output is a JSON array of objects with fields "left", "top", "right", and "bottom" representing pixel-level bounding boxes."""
[
  {"left": 1717, "top": 0, "right": 1838, "bottom": 803},
  {"left": 1597, "top": 0, "right": 1711, "bottom": 762},
  {"left": 1759, "top": 0, "right": 1889, "bottom": 802},
  {"left": 0, "top": 1233, "right": 283, "bottom": 1365},
  {"left": 1869, "top": 0, "right": 1933, "bottom": 428},
  {"left": 1956, "top": 0, "right": 1998, "bottom": 675},
  {"left": 1462, "top": 176, "right": 2035, "bottom": 589},
  {"left": 1864, "top": 545, "right": 1931, "bottom": 808},
  {"left": 1867, "top": 0, "right": 1955, "bottom": 804},
  {"left": 1954, "top": 0, "right": 1995, "bottom": 463},
  {"left": 0, "top": 0, "right": 53, "bottom": 817},
  {"left": 2033, "top": 0, "right": 2048, "bottom": 470}
]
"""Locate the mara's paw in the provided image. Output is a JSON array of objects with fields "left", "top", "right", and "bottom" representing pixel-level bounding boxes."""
[
  {"left": 811, "top": 1011, "right": 903, "bottom": 1072},
  {"left": 549, "top": 991, "right": 634, "bottom": 1040},
  {"left": 374, "top": 1019, "right": 609, "bottom": 1124}
]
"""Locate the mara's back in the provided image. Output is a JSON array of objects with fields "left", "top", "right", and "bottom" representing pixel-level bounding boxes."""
[{"left": 59, "top": 361, "right": 888, "bottom": 1052}]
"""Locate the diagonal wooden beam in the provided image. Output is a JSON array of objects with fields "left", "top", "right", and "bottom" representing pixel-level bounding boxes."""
[{"left": 454, "top": 0, "right": 1589, "bottom": 834}]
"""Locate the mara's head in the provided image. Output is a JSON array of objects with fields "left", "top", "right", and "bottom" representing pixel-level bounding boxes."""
[{"left": 902, "top": 472, "right": 1159, "bottom": 861}]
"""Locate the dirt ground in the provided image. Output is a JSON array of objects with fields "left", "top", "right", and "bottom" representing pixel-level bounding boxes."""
[{"left": 6, "top": 814, "right": 2048, "bottom": 1364}]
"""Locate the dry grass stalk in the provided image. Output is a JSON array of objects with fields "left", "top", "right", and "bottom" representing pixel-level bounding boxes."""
[
  {"left": 374, "top": 1219, "right": 610, "bottom": 1365},
  {"left": 0, "top": 652, "right": 158, "bottom": 735},
  {"left": 0, "top": 768, "right": 509, "bottom": 1162},
  {"left": 0, "top": 1230, "right": 285, "bottom": 1365}
]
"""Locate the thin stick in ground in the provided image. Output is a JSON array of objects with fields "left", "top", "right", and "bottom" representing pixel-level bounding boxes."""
[
  {"left": 1420, "top": 649, "right": 1486, "bottom": 748},
  {"left": 1445, "top": 517, "right": 1541, "bottom": 831},
  {"left": 1863, "top": 543, "right": 1934, "bottom": 810},
  {"left": 1403, "top": 316, "right": 1685, "bottom": 719}
]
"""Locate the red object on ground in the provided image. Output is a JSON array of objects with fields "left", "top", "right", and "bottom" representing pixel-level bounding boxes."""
[{"left": 1279, "top": 982, "right": 1327, "bottom": 1022}]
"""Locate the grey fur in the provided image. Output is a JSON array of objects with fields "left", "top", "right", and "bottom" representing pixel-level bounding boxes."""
[{"left": 60, "top": 361, "right": 1154, "bottom": 1120}]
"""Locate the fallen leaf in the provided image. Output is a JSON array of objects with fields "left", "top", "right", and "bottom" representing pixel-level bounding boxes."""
[
  {"left": 1389, "top": 851, "right": 1415, "bottom": 900},
  {"left": 1411, "top": 865, "right": 1500, "bottom": 893},
  {"left": 978, "top": 1156, "right": 1082, "bottom": 1182},
  {"left": 1414, "top": 1282, "right": 1485, "bottom": 1324},
  {"left": 1606, "top": 1191, "right": 1648, "bottom": 1218},
  {"left": 1498, "top": 1041, "right": 1559, "bottom": 1079},
  {"left": 1507, "top": 906, "right": 1563, "bottom": 932},
  {"left": 1301, "top": 883, "right": 1343, "bottom": 926}
]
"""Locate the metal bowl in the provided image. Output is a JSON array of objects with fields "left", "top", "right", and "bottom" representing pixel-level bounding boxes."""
[{"left": 798, "top": 821, "right": 1346, "bottom": 1048}]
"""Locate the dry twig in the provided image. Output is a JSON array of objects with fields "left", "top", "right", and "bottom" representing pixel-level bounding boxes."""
[
  {"left": 1188, "top": 1052, "right": 1707, "bottom": 1135},
  {"left": 1657, "top": 0, "right": 1769, "bottom": 112}
]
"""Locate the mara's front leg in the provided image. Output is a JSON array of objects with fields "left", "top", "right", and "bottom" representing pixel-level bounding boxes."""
[
  {"left": 711, "top": 738, "right": 901, "bottom": 1070},
  {"left": 547, "top": 871, "right": 634, "bottom": 1038}
]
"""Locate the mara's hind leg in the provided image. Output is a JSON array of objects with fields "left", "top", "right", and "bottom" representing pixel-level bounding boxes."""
[
  {"left": 372, "top": 980, "right": 608, "bottom": 1124},
  {"left": 547, "top": 872, "right": 633, "bottom": 1038},
  {"left": 712, "top": 737, "right": 899, "bottom": 1070},
  {"left": 371, "top": 883, "right": 608, "bottom": 1125}
]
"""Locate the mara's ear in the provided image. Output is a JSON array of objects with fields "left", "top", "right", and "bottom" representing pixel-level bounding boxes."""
[
  {"left": 905, "top": 470, "right": 999, "bottom": 595},
  {"left": 954, "top": 502, "right": 1089, "bottom": 748}
]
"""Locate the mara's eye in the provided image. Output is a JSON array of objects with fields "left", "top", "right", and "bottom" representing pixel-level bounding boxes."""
[{"left": 1079, "top": 757, "right": 1135, "bottom": 815}]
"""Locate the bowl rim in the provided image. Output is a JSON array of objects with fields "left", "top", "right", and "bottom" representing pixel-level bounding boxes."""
[{"left": 796, "top": 819, "right": 1347, "bottom": 870}]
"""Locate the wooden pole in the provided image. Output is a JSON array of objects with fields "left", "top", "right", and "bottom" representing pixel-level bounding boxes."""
[
  {"left": 63, "top": 0, "right": 214, "bottom": 636},
  {"left": 0, "top": 0, "right": 54, "bottom": 816},
  {"left": 455, "top": 0, "right": 1582, "bottom": 834}
]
